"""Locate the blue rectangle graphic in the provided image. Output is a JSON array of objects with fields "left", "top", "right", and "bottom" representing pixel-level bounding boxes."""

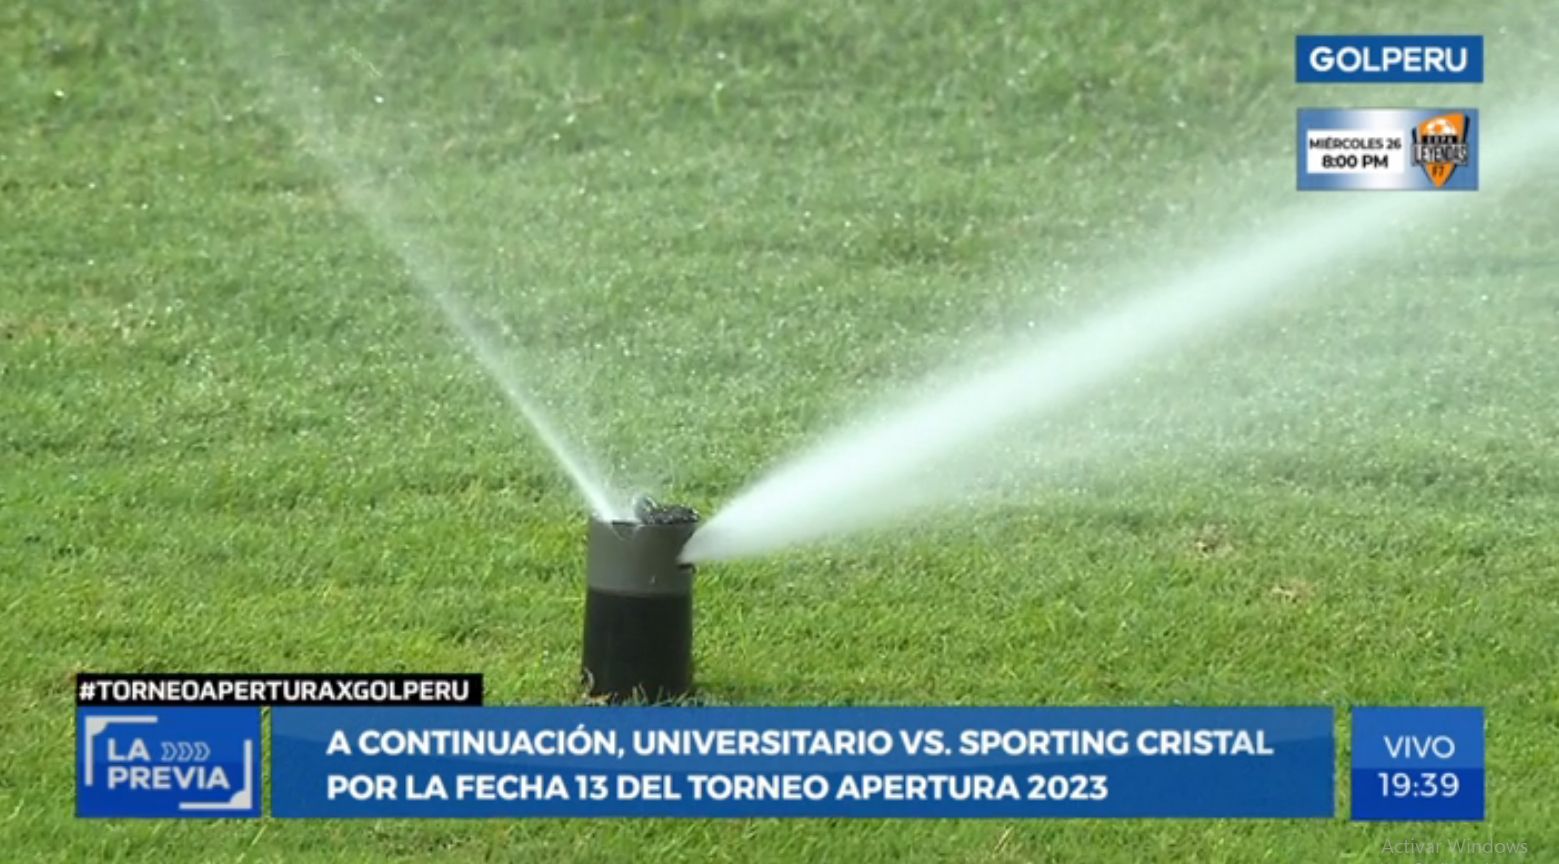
[
  {"left": 1296, "top": 35, "right": 1483, "bottom": 83},
  {"left": 77, "top": 707, "right": 261, "bottom": 817},
  {"left": 1352, "top": 707, "right": 1484, "bottom": 821},
  {"left": 272, "top": 707, "right": 1334, "bottom": 818},
  {"left": 1298, "top": 109, "right": 1478, "bottom": 191}
]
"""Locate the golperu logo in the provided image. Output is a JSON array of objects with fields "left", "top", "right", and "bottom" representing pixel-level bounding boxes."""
[{"left": 1296, "top": 36, "right": 1483, "bottom": 83}]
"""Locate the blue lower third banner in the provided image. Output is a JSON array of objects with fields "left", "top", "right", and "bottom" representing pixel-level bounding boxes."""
[
  {"left": 77, "top": 707, "right": 261, "bottom": 817},
  {"left": 272, "top": 707, "right": 1333, "bottom": 818}
]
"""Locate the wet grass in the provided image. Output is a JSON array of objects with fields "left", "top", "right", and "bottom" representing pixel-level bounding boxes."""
[{"left": 2, "top": 0, "right": 1556, "bottom": 860}]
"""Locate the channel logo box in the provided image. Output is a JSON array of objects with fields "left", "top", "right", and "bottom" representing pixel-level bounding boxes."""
[
  {"left": 77, "top": 707, "right": 261, "bottom": 817},
  {"left": 1298, "top": 109, "right": 1478, "bottom": 191},
  {"left": 1297, "top": 35, "right": 1482, "bottom": 83}
]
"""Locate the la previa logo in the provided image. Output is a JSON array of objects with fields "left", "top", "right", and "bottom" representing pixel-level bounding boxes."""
[{"left": 77, "top": 707, "right": 261, "bottom": 817}]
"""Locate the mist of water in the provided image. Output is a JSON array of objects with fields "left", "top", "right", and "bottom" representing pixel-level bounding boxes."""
[
  {"left": 684, "top": 105, "right": 1559, "bottom": 563},
  {"left": 304, "top": 113, "right": 630, "bottom": 521},
  {"left": 215, "top": 7, "right": 630, "bottom": 519}
]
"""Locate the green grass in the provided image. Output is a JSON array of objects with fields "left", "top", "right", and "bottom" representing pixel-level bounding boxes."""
[{"left": 3, "top": 0, "right": 1557, "bottom": 860}]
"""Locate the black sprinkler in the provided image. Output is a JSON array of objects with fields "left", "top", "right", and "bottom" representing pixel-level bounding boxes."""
[{"left": 582, "top": 498, "right": 699, "bottom": 703}]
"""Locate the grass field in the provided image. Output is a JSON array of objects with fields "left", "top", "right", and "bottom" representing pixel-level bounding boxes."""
[{"left": 4, "top": 1, "right": 1557, "bottom": 860}]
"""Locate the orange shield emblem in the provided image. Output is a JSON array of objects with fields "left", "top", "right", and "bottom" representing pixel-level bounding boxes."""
[{"left": 1412, "top": 113, "right": 1469, "bottom": 188}]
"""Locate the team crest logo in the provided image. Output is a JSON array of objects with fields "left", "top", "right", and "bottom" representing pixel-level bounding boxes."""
[{"left": 1411, "top": 113, "right": 1470, "bottom": 188}]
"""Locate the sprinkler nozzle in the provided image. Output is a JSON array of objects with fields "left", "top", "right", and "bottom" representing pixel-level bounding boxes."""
[{"left": 582, "top": 500, "right": 699, "bottom": 702}]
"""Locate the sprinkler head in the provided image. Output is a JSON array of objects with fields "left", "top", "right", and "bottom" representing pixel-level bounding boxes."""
[{"left": 582, "top": 498, "right": 699, "bottom": 703}]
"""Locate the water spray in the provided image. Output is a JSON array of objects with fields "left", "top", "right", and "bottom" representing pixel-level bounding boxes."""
[
  {"left": 212, "top": 5, "right": 631, "bottom": 521},
  {"left": 683, "top": 105, "right": 1559, "bottom": 564},
  {"left": 582, "top": 499, "right": 700, "bottom": 702}
]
